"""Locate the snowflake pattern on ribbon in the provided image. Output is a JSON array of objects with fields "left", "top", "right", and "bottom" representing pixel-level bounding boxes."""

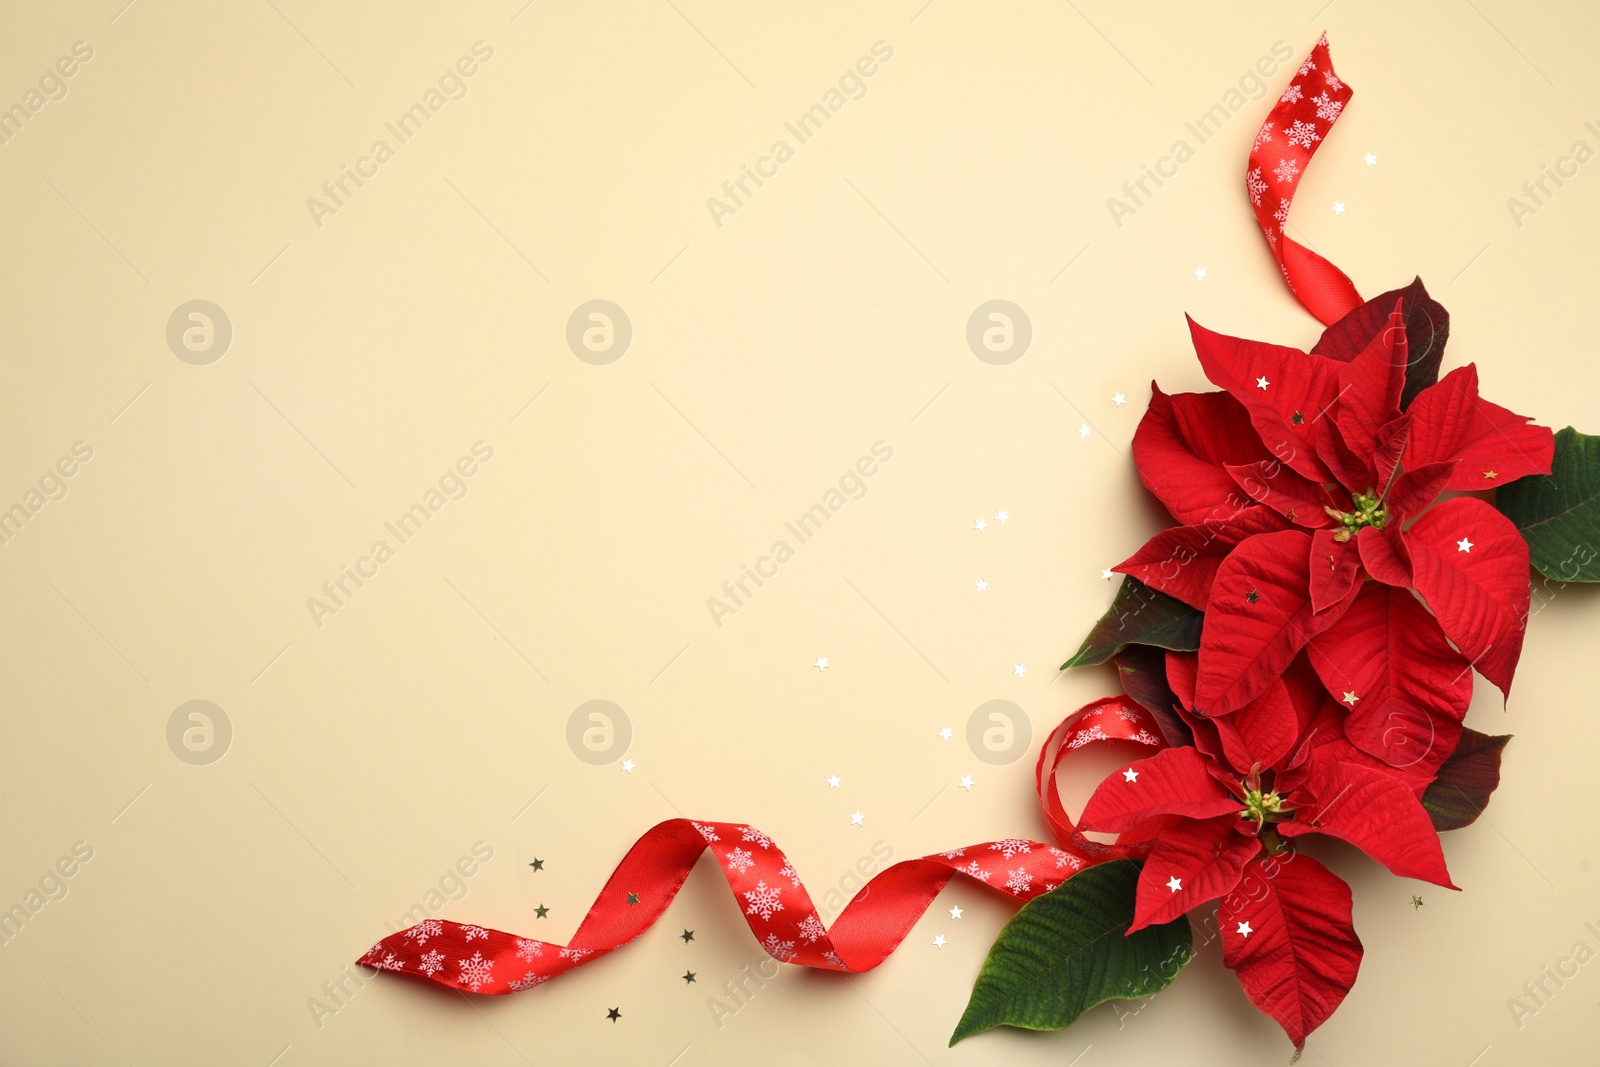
[
  {"left": 357, "top": 694, "right": 1171, "bottom": 996},
  {"left": 1245, "top": 34, "right": 1361, "bottom": 324}
]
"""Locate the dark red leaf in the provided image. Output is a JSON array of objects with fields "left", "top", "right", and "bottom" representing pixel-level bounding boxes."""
[
  {"left": 1111, "top": 645, "right": 1194, "bottom": 749},
  {"left": 1405, "top": 496, "right": 1532, "bottom": 696},
  {"left": 1130, "top": 816, "right": 1260, "bottom": 932},
  {"left": 1305, "top": 583, "right": 1472, "bottom": 776},
  {"left": 1422, "top": 728, "right": 1513, "bottom": 831},
  {"left": 1220, "top": 852, "right": 1363, "bottom": 1051},
  {"left": 1188, "top": 317, "right": 1342, "bottom": 482},
  {"left": 1310, "top": 277, "right": 1450, "bottom": 409},
  {"left": 1404, "top": 365, "right": 1555, "bottom": 490}
]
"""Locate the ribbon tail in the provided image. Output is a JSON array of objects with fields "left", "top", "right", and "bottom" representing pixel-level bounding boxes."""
[
  {"left": 1247, "top": 33, "right": 1363, "bottom": 324},
  {"left": 357, "top": 695, "right": 1177, "bottom": 996},
  {"left": 358, "top": 822, "right": 1068, "bottom": 995}
]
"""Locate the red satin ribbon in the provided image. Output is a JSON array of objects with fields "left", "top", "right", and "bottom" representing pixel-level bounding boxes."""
[
  {"left": 358, "top": 696, "right": 1166, "bottom": 994},
  {"left": 1248, "top": 35, "right": 1363, "bottom": 325}
]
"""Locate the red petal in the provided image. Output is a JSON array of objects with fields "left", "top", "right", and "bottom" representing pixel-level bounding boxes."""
[
  {"left": 1404, "top": 365, "right": 1555, "bottom": 489},
  {"left": 1305, "top": 584, "right": 1471, "bottom": 776},
  {"left": 1308, "top": 530, "right": 1362, "bottom": 614},
  {"left": 1315, "top": 417, "right": 1375, "bottom": 494},
  {"left": 1212, "top": 677, "right": 1299, "bottom": 773},
  {"left": 1166, "top": 653, "right": 1246, "bottom": 784},
  {"left": 1130, "top": 816, "right": 1260, "bottom": 932},
  {"left": 1115, "top": 506, "right": 1290, "bottom": 609},
  {"left": 1371, "top": 414, "right": 1412, "bottom": 489},
  {"left": 1221, "top": 853, "right": 1363, "bottom": 1051},
  {"left": 1195, "top": 531, "right": 1324, "bottom": 714},
  {"left": 1277, "top": 693, "right": 1435, "bottom": 799},
  {"left": 1334, "top": 301, "right": 1407, "bottom": 461},
  {"left": 1405, "top": 497, "right": 1531, "bottom": 695},
  {"left": 1384, "top": 460, "right": 1457, "bottom": 522},
  {"left": 1357, "top": 524, "right": 1411, "bottom": 587},
  {"left": 1132, "top": 384, "right": 1274, "bottom": 524},
  {"left": 1188, "top": 317, "right": 1342, "bottom": 482},
  {"left": 1282, "top": 750, "right": 1457, "bottom": 888},
  {"left": 1226, "top": 461, "right": 1337, "bottom": 528},
  {"left": 1079, "top": 747, "right": 1241, "bottom": 833}
]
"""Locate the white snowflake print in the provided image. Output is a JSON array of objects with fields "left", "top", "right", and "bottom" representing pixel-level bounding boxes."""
[
  {"left": 1312, "top": 92, "right": 1343, "bottom": 123},
  {"left": 457, "top": 951, "right": 495, "bottom": 992},
  {"left": 727, "top": 847, "right": 756, "bottom": 874},
  {"left": 692, "top": 822, "right": 720, "bottom": 843},
  {"left": 823, "top": 950, "right": 845, "bottom": 968},
  {"left": 1298, "top": 55, "right": 1317, "bottom": 77},
  {"left": 417, "top": 949, "right": 445, "bottom": 976},
  {"left": 1273, "top": 200, "right": 1292, "bottom": 225},
  {"left": 1254, "top": 123, "right": 1273, "bottom": 149},
  {"left": 779, "top": 859, "right": 800, "bottom": 887},
  {"left": 744, "top": 880, "right": 784, "bottom": 921},
  {"left": 740, "top": 826, "right": 772, "bottom": 849},
  {"left": 1279, "top": 84, "right": 1302, "bottom": 104},
  {"left": 798, "top": 915, "right": 827, "bottom": 943},
  {"left": 1005, "top": 868, "right": 1034, "bottom": 895},
  {"left": 406, "top": 918, "right": 444, "bottom": 944},
  {"left": 1324, "top": 70, "right": 1343, "bottom": 92},
  {"left": 939, "top": 848, "right": 967, "bottom": 859},
  {"left": 510, "top": 972, "right": 548, "bottom": 991},
  {"left": 1265, "top": 229, "right": 1278, "bottom": 248},
  {"left": 762, "top": 933, "right": 798, "bottom": 962},
  {"left": 559, "top": 947, "right": 593, "bottom": 962},
  {"left": 1044, "top": 882, "right": 1059, "bottom": 892},
  {"left": 1130, "top": 729, "right": 1161, "bottom": 746},
  {"left": 990, "top": 839, "right": 1033, "bottom": 859},
  {"left": 1274, "top": 158, "right": 1301, "bottom": 184},
  {"left": 459, "top": 924, "right": 489, "bottom": 942},
  {"left": 1285, "top": 120, "right": 1321, "bottom": 149},
  {"left": 1048, "top": 847, "right": 1084, "bottom": 871},
  {"left": 515, "top": 938, "right": 543, "bottom": 961},
  {"left": 372, "top": 953, "right": 407, "bottom": 972},
  {"left": 1247, "top": 168, "right": 1267, "bottom": 206},
  {"left": 1067, "top": 724, "right": 1109, "bottom": 750},
  {"left": 959, "top": 861, "right": 991, "bottom": 882}
]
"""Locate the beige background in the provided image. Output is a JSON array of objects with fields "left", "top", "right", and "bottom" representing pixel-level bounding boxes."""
[{"left": 2, "top": 1, "right": 1598, "bottom": 1064}]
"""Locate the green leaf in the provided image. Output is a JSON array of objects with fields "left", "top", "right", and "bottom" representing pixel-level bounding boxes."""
[
  {"left": 1423, "top": 728, "right": 1512, "bottom": 831},
  {"left": 1495, "top": 426, "right": 1600, "bottom": 582},
  {"left": 949, "top": 860, "right": 1192, "bottom": 1045},
  {"left": 1062, "top": 576, "right": 1202, "bottom": 669}
]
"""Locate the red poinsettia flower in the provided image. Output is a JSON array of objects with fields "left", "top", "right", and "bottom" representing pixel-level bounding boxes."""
[
  {"left": 1079, "top": 650, "right": 1453, "bottom": 1049},
  {"left": 1119, "top": 281, "right": 1553, "bottom": 773}
]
